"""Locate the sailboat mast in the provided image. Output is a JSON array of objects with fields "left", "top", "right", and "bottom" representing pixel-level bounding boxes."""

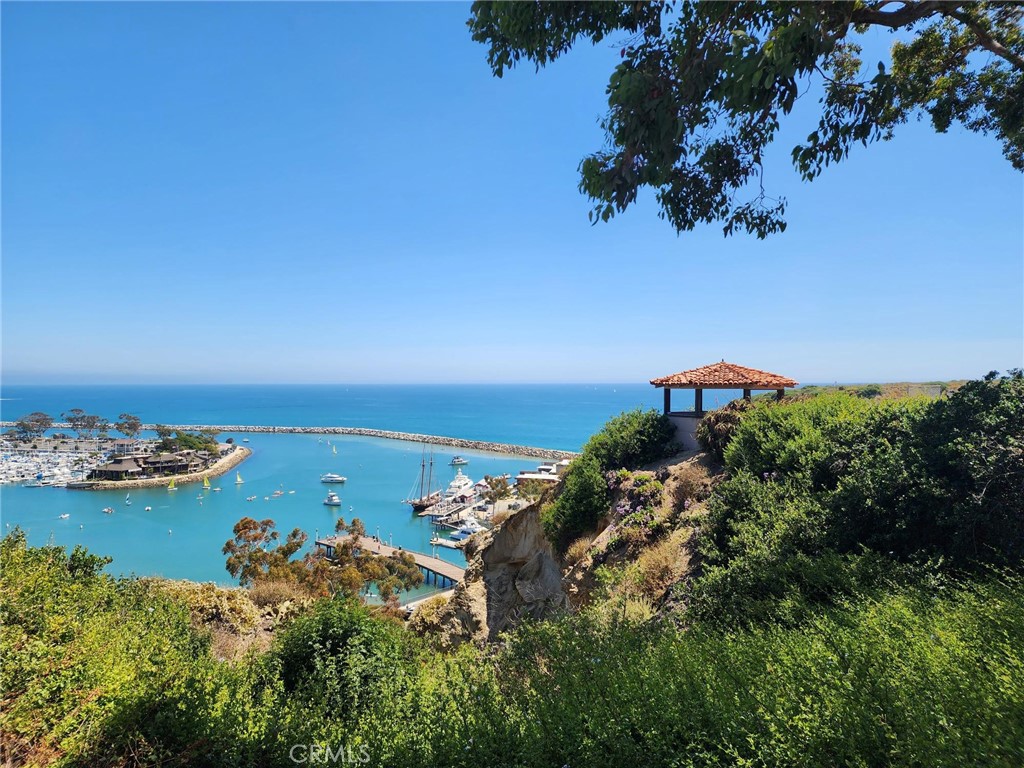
[
  {"left": 418, "top": 448, "right": 426, "bottom": 501},
  {"left": 426, "top": 451, "right": 434, "bottom": 500}
]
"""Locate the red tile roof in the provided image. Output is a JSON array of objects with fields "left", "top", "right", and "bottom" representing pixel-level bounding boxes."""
[{"left": 650, "top": 361, "right": 798, "bottom": 389}]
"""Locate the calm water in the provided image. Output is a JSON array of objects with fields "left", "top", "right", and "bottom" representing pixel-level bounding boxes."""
[{"left": 3, "top": 384, "right": 731, "bottom": 587}]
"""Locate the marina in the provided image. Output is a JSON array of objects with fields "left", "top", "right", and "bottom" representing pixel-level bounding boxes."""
[{"left": 1, "top": 431, "right": 536, "bottom": 585}]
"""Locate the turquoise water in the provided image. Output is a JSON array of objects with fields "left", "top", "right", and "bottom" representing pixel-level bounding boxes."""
[
  {"left": 2, "top": 432, "right": 536, "bottom": 585},
  {"left": 0, "top": 384, "right": 742, "bottom": 587}
]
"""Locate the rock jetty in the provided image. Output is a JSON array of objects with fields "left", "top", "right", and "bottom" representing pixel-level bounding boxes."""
[{"left": 135, "top": 425, "right": 578, "bottom": 461}]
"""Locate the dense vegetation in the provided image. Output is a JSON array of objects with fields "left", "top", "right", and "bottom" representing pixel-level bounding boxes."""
[
  {"left": 3, "top": 530, "right": 1023, "bottom": 767},
  {"left": 690, "top": 371, "right": 1024, "bottom": 625},
  {"left": 3, "top": 375, "right": 1023, "bottom": 766},
  {"left": 542, "top": 408, "right": 676, "bottom": 549}
]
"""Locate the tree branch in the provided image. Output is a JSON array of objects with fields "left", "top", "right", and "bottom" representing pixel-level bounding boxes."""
[
  {"left": 848, "top": 1, "right": 951, "bottom": 29},
  {"left": 942, "top": 8, "right": 1024, "bottom": 72}
]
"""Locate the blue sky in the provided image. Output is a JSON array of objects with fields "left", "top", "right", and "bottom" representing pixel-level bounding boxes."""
[{"left": 2, "top": 2, "right": 1021, "bottom": 385}]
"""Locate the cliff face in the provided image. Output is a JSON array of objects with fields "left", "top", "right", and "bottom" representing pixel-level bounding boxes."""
[{"left": 412, "top": 502, "right": 567, "bottom": 648}]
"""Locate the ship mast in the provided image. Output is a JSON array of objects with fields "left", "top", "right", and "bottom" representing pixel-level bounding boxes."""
[{"left": 426, "top": 450, "right": 434, "bottom": 502}]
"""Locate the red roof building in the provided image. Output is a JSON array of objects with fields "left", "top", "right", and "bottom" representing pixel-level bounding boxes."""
[{"left": 651, "top": 361, "right": 798, "bottom": 415}]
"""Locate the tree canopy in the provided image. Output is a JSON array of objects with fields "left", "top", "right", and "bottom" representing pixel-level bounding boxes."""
[{"left": 468, "top": 1, "right": 1023, "bottom": 237}]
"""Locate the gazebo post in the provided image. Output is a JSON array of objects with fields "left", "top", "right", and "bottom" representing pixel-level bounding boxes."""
[
  {"left": 663, "top": 387, "right": 671, "bottom": 415},
  {"left": 694, "top": 388, "right": 703, "bottom": 415},
  {"left": 743, "top": 389, "right": 752, "bottom": 401},
  {"left": 776, "top": 389, "right": 784, "bottom": 401}
]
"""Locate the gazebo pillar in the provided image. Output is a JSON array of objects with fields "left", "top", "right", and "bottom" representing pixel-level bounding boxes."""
[
  {"left": 663, "top": 387, "right": 671, "bottom": 414},
  {"left": 694, "top": 388, "right": 703, "bottom": 415},
  {"left": 743, "top": 389, "right": 752, "bottom": 401},
  {"left": 776, "top": 389, "right": 784, "bottom": 401}
]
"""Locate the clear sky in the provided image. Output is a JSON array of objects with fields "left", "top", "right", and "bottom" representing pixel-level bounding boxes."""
[{"left": 2, "top": 2, "right": 1021, "bottom": 385}]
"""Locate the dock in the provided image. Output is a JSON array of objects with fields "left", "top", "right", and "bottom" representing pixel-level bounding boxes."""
[{"left": 315, "top": 534, "right": 466, "bottom": 588}]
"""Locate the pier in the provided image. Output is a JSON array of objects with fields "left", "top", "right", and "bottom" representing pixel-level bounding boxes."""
[{"left": 315, "top": 534, "right": 466, "bottom": 588}]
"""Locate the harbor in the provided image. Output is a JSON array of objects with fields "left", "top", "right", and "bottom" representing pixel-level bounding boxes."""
[{"left": 0, "top": 430, "right": 537, "bottom": 584}]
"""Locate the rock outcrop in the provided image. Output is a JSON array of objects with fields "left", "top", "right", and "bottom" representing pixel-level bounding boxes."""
[{"left": 413, "top": 502, "right": 568, "bottom": 648}]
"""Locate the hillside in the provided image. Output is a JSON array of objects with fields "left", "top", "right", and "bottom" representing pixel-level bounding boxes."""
[{"left": 2, "top": 372, "right": 1023, "bottom": 767}]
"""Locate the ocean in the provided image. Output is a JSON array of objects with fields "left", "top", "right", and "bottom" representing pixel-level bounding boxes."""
[{"left": 1, "top": 384, "right": 731, "bottom": 588}]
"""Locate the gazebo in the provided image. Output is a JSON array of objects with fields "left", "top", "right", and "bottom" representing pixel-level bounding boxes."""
[{"left": 650, "top": 361, "right": 799, "bottom": 449}]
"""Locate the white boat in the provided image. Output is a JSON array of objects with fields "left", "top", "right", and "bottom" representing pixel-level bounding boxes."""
[
  {"left": 323, "top": 491, "right": 342, "bottom": 507},
  {"left": 444, "top": 468, "right": 474, "bottom": 500},
  {"left": 125, "top": 493, "right": 132, "bottom": 506},
  {"left": 242, "top": 438, "right": 250, "bottom": 443},
  {"left": 235, "top": 472, "right": 244, "bottom": 485},
  {"left": 320, "top": 473, "right": 347, "bottom": 483},
  {"left": 144, "top": 506, "right": 152, "bottom": 511},
  {"left": 449, "top": 516, "right": 486, "bottom": 541},
  {"left": 102, "top": 507, "right": 114, "bottom": 514},
  {"left": 58, "top": 513, "right": 70, "bottom": 519},
  {"left": 450, "top": 456, "right": 469, "bottom": 466}
]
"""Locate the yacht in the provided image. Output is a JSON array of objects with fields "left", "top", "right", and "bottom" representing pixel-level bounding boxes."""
[
  {"left": 449, "top": 456, "right": 469, "bottom": 466},
  {"left": 444, "top": 468, "right": 474, "bottom": 500},
  {"left": 323, "top": 491, "right": 342, "bottom": 507},
  {"left": 449, "top": 516, "right": 486, "bottom": 541},
  {"left": 320, "top": 473, "right": 347, "bottom": 483}
]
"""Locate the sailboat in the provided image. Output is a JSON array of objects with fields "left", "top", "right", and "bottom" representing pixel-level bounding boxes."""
[
  {"left": 235, "top": 472, "right": 244, "bottom": 485},
  {"left": 403, "top": 448, "right": 442, "bottom": 511},
  {"left": 203, "top": 476, "right": 211, "bottom": 490},
  {"left": 332, "top": 445, "right": 337, "bottom": 455},
  {"left": 125, "top": 493, "right": 132, "bottom": 506},
  {"left": 167, "top": 478, "right": 177, "bottom": 491}
]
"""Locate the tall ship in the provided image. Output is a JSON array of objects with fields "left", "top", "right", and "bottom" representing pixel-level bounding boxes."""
[{"left": 403, "top": 449, "right": 442, "bottom": 511}]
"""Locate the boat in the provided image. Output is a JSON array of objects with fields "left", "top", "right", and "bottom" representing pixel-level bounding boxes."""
[
  {"left": 102, "top": 507, "right": 114, "bottom": 514},
  {"left": 167, "top": 478, "right": 177, "bottom": 491},
  {"left": 242, "top": 438, "right": 250, "bottom": 443},
  {"left": 449, "top": 516, "right": 486, "bottom": 541},
  {"left": 125, "top": 493, "right": 132, "bottom": 506},
  {"left": 272, "top": 490, "right": 285, "bottom": 497},
  {"left": 246, "top": 495, "right": 257, "bottom": 502},
  {"left": 323, "top": 491, "right": 342, "bottom": 507},
  {"left": 444, "top": 468, "right": 474, "bottom": 500},
  {"left": 144, "top": 506, "right": 152, "bottom": 511},
  {"left": 213, "top": 487, "right": 222, "bottom": 492},
  {"left": 203, "top": 477, "right": 211, "bottom": 489},
  {"left": 450, "top": 456, "right": 469, "bottom": 466},
  {"left": 320, "top": 473, "right": 347, "bottom": 483},
  {"left": 58, "top": 513, "right": 70, "bottom": 519},
  {"left": 332, "top": 445, "right": 338, "bottom": 455},
  {"left": 403, "top": 449, "right": 442, "bottom": 511},
  {"left": 235, "top": 472, "right": 244, "bottom": 485}
]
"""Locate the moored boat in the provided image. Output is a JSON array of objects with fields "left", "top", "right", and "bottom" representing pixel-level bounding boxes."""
[
  {"left": 320, "top": 473, "right": 347, "bottom": 483},
  {"left": 323, "top": 491, "right": 342, "bottom": 507},
  {"left": 450, "top": 456, "right": 468, "bottom": 466}
]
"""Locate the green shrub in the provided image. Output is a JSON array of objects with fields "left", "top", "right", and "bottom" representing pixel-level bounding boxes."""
[
  {"left": 582, "top": 408, "right": 677, "bottom": 472},
  {"left": 542, "top": 454, "right": 609, "bottom": 551},
  {"left": 695, "top": 398, "right": 754, "bottom": 461}
]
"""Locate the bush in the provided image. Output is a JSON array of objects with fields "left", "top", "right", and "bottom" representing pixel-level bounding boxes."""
[
  {"left": 691, "top": 374, "right": 1024, "bottom": 625},
  {"left": 695, "top": 398, "right": 753, "bottom": 461},
  {"left": 583, "top": 408, "right": 677, "bottom": 472},
  {"left": 542, "top": 454, "right": 609, "bottom": 551},
  {"left": 274, "top": 598, "right": 412, "bottom": 695},
  {"left": 564, "top": 535, "right": 593, "bottom": 566}
]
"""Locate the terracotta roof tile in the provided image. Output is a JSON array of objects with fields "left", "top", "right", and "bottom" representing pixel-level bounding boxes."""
[{"left": 650, "top": 361, "right": 798, "bottom": 389}]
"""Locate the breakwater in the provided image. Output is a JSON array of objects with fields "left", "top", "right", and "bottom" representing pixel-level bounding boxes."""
[{"left": 141, "top": 425, "right": 578, "bottom": 460}]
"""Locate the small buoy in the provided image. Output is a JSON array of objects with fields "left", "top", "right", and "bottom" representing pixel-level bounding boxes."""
[{"left": 168, "top": 529, "right": 172, "bottom": 535}]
